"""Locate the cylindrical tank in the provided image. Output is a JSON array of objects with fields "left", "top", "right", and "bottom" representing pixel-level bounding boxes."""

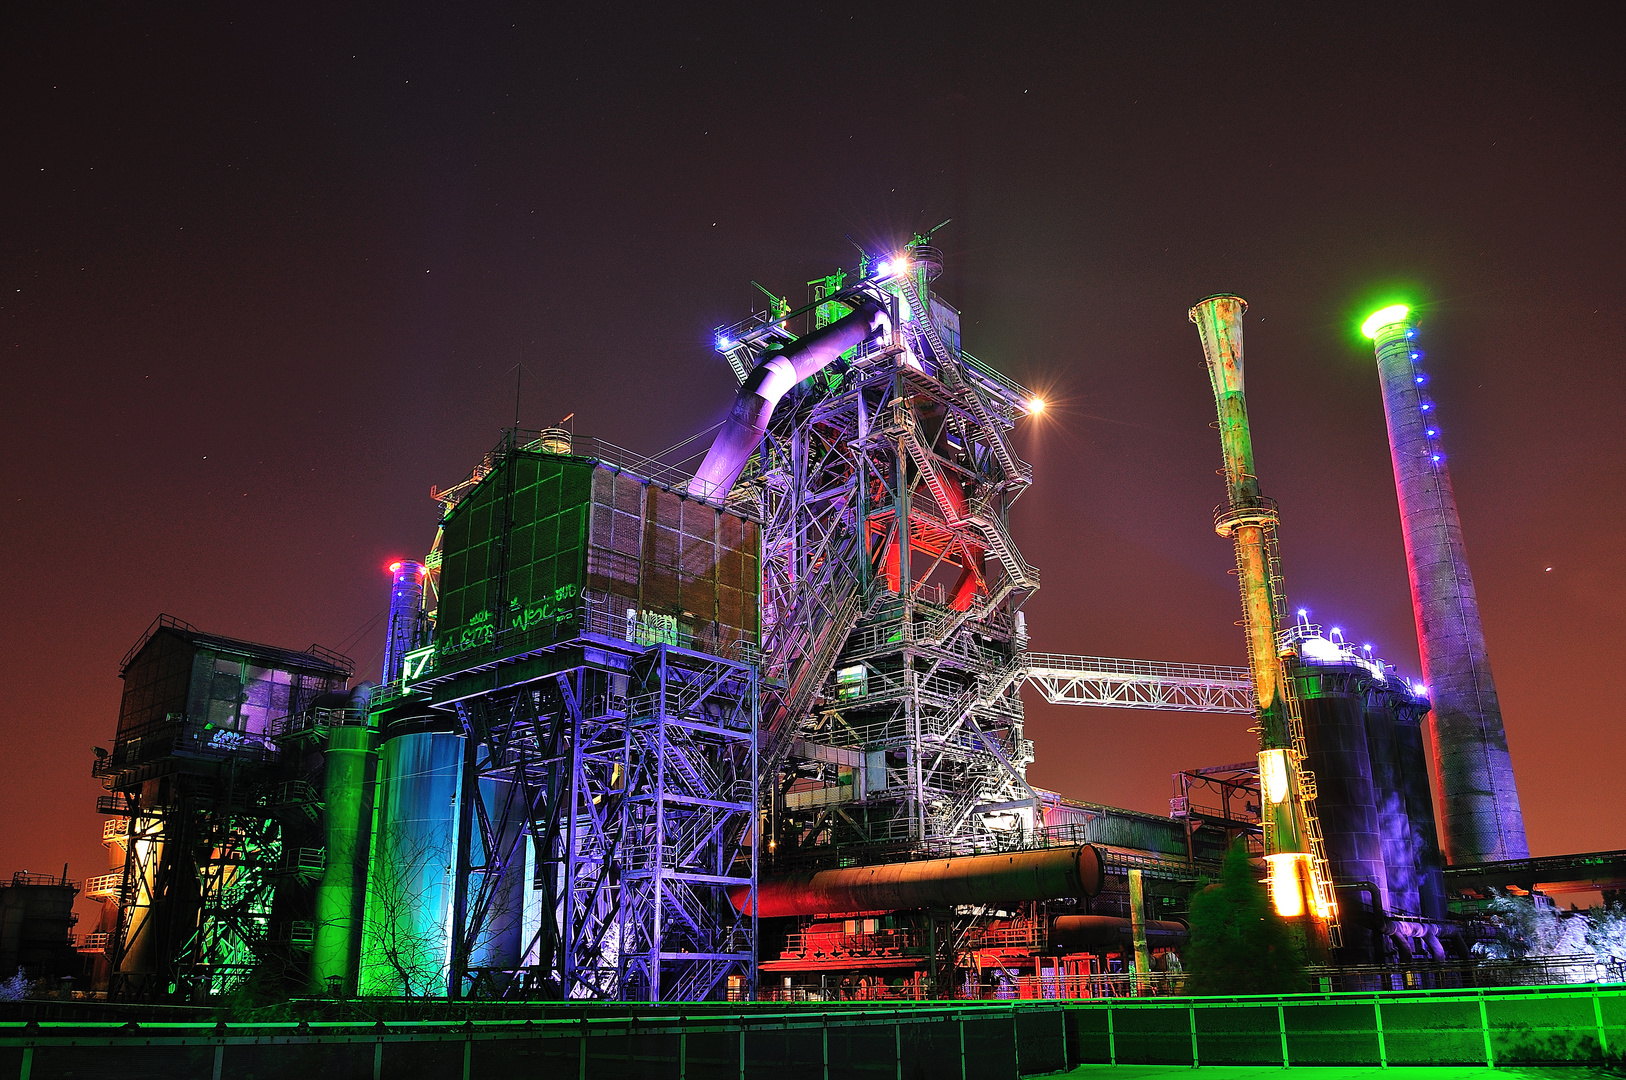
[
  {"left": 1364, "top": 306, "right": 1527, "bottom": 863},
  {"left": 466, "top": 775, "right": 526, "bottom": 977},
  {"left": 357, "top": 712, "right": 464, "bottom": 997},
  {"left": 309, "top": 697, "right": 379, "bottom": 995},
  {"left": 733, "top": 845, "right": 1102, "bottom": 918},
  {"left": 1294, "top": 663, "right": 1388, "bottom": 915},
  {"left": 382, "top": 561, "right": 427, "bottom": 685},
  {"left": 1361, "top": 684, "right": 1421, "bottom": 918},
  {"left": 1390, "top": 693, "right": 1448, "bottom": 920}
]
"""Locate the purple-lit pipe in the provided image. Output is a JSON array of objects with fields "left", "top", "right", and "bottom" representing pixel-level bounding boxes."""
[
  {"left": 382, "top": 560, "right": 426, "bottom": 685},
  {"left": 691, "top": 300, "right": 890, "bottom": 504}
]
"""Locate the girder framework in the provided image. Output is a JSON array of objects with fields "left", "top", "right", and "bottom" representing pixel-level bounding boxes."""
[
  {"left": 1022, "top": 653, "right": 1255, "bottom": 715},
  {"left": 723, "top": 244, "right": 1044, "bottom": 863},
  {"left": 429, "top": 622, "right": 758, "bottom": 1002}
]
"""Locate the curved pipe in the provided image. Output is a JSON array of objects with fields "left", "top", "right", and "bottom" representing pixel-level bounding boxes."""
[
  {"left": 1050, "top": 915, "right": 1188, "bottom": 952},
  {"left": 731, "top": 844, "right": 1101, "bottom": 918},
  {"left": 692, "top": 300, "right": 891, "bottom": 503}
]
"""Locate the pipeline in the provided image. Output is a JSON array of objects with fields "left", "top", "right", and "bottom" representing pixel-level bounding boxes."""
[
  {"left": 691, "top": 300, "right": 891, "bottom": 503},
  {"left": 732, "top": 845, "right": 1102, "bottom": 918},
  {"left": 1049, "top": 915, "right": 1188, "bottom": 952}
]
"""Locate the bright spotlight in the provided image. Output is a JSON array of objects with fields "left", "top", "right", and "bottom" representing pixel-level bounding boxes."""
[
  {"left": 1029, "top": 397, "right": 1045, "bottom": 415},
  {"left": 875, "top": 260, "right": 893, "bottom": 277},
  {"left": 1361, "top": 304, "right": 1411, "bottom": 339}
]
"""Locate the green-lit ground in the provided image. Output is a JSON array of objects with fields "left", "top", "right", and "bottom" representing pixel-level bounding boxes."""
[{"left": 1066, "top": 1068, "right": 1617, "bottom": 1078}]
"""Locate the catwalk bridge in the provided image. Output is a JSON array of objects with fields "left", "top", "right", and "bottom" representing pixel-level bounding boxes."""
[{"left": 1019, "top": 652, "right": 1255, "bottom": 714}]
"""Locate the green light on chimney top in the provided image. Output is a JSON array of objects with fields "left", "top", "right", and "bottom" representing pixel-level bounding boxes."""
[{"left": 1362, "top": 304, "right": 1411, "bottom": 339}]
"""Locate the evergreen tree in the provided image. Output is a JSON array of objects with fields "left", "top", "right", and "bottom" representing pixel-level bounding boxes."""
[{"left": 1183, "top": 841, "right": 1308, "bottom": 996}]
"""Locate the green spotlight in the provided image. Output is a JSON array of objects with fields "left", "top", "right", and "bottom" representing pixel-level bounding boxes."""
[{"left": 1361, "top": 304, "right": 1411, "bottom": 339}]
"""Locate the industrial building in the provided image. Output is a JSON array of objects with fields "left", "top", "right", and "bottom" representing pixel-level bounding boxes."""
[{"left": 81, "top": 246, "right": 1558, "bottom": 1003}]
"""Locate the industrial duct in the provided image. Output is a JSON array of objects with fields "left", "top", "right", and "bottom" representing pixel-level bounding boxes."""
[
  {"left": 691, "top": 300, "right": 891, "bottom": 504},
  {"left": 731, "top": 845, "right": 1102, "bottom": 918},
  {"left": 1049, "top": 915, "right": 1188, "bottom": 952}
]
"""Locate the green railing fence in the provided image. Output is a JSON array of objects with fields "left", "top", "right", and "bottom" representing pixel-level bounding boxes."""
[{"left": 2, "top": 983, "right": 1621, "bottom": 1079}]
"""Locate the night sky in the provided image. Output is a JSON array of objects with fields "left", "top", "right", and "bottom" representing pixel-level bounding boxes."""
[{"left": 5, "top": 5, "right": 1622, "bottom": 920}]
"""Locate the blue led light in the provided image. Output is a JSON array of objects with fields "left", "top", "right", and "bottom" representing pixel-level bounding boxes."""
[
  {"left": 1410, "top": 353, "right": 1420, "bottom": 360},
  {"left": 1421, "top": 403, "right": 1432, "bottom": 411},
  {"left": 716, "top": 336, "right": 732, "bottom": 350},
  {"left": 1406, "top": 329, "right": 1417, "bottom": 338},
  {"left": 1431, "top": 454, "right": 1442, "bottom": 462},
  {"left": 1426, "top": 428, "right": 1437, "bottom": 437},
  {"left": 1415, "top": 376, "right": 1425, "bottom": 383}
]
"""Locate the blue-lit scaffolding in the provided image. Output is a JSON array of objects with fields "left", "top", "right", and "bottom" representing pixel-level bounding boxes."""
[{"left": 359, "top": 440, "right": 759, "bottom": 1001}]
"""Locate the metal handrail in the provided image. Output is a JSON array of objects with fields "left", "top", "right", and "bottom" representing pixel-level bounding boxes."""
[{"left": 1023, "top": 652, "right": 1253, "bottom": 685}]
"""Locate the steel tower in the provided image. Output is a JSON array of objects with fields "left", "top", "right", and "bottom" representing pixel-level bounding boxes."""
[
  {"left": 1362, "top": 305, "right": 1528, "bottom": 864},
  {"left": 703, "top": 239, "right": 1042, "bottom": 864}
]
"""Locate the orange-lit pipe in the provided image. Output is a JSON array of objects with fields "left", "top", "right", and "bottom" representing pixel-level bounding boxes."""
[{"left": 731, "top": 845, "right": 1103, "bottom": 918}]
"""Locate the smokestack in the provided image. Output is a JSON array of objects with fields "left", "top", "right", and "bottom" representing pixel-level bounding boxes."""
[
  {"left": 1190, "top": 295, "right": 1337, "bottom": 935},
  {"left": 383, "top": 560, "right": 427, "bottom": 684},
  {"left": 1362, "top": 306, "right": 1528, "bottom": 864}
]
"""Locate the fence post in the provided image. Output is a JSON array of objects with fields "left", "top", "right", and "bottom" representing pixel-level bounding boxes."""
[
  {"left": 1373, "top": 999, "right": 1387, "bottom": 1069},
  {"left": 1277, "top": 1004, "right": 1289, "bottom": 1067},
  {"left": 18, "top": 1046, "right": 31, "bottom": 1080},
  {"left": 1059, "top": 1007, "right": 1068, "bottom": 1070},
  {"left": 822, "top": 1014, "right": 830, "bottom": 1080},
  {"left": 1188, "top": 1003, "right": 1199, "bottom": 1068},
  {"left": 895, "top": 1018, "right": 903, "bottom": 1080},
  {"left": 680, "top": 1031, "right": 688, "bottom": 1080},
  {"left": 1478, "top": 993, "right": 1494, "bottom": 1068},
  {"left": 1595, "top": 990, "right": 1610, "bottom": 1058},
  {"left": 1107, "top": 1002, "right": 1116, "bottom": 1066},
  {"left": 739, "top": 1026, "right": 746, "bottom": 1080},
  {"left": 958, "top": 1017, "right": 967, "bottom": 1080}
]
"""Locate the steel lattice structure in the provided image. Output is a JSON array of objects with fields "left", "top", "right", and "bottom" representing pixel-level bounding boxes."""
[
  {"left": 401, "top": 509, "right": 759, "bottom": 1002},
  {"left": 1021, "top": 653, "right": 1254, "bottom": 714},
  {"left": 713, "top": 241, "right": 1044, "bottom": 860}
]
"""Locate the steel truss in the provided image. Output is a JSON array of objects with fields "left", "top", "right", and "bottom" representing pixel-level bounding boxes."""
[
  {"left": 722, "top": 247, "right": 1043, "bottom": 862},
  {"left": 438, "top": 626, "right": 757, "bottom": 1002},
  {"left": 106, "top": 755, "right": 322, "bottom": 1000},
  {"left": 1021, "top": 653, "right": 1254, "bottom": 714}
]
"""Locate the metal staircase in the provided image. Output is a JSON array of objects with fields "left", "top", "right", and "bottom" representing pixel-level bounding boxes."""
[
  {"left": 1261, "top": 520, "right": 1341, "bottom": 945},
  {"left": 897, "top": 276, "right": 1031, "bottom": 485}
]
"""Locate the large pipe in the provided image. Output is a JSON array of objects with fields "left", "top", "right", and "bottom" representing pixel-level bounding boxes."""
[
  {"left": 1189, "top": 296, "right": 1331, "bottom": 932},
  {"left": 691, "top": 300, "right": 891, "bottom": 504},
  {"left": 1127, "top": 867, "right": 1151, "bottom": 976},
  {"left": 1050, "top": 915, "right": 1188, "bottom": 952},
  {"left": 731, "top": 845, "right": 1102, "bottom": 918},
  {"left": 1362, "top": 306, "right": 1528, "bottom": 863}
]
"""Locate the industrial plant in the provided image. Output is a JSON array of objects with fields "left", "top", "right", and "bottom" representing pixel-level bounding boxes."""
[{"left": 66, "top": 241, "right": 1622, "bottom": 1007}]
